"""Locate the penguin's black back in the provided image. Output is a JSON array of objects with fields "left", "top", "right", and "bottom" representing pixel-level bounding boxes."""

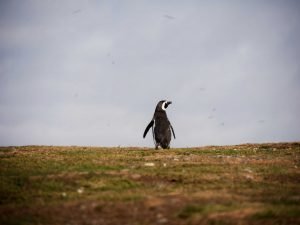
[{"left": 154, "top": 110, "right": 171, "bottom": 149}]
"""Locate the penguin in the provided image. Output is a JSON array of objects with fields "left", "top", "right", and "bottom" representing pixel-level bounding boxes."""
[{"left": 143, "top": 100, "right": 176, "bottom": 149}]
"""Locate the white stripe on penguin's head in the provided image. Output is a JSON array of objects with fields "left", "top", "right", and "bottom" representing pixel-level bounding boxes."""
[{"left": 162, "top": 101, "right": 167, "bottom": 111}]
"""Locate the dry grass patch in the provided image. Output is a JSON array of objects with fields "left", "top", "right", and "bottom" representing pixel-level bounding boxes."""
[{"left": 1, "top": 142, "right": 299, "bottom": 225}]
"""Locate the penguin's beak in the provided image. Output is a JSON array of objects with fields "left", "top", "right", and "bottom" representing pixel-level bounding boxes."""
[{"left": 166, "top": 101, "right": 172, "bottom": 107}]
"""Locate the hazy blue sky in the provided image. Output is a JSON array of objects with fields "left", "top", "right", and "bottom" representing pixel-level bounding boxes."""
[{"left": 1, "top": 1, "right": 299, "bottom": 147}]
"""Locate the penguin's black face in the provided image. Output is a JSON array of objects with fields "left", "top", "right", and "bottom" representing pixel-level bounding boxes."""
[{"left": 157, "top": 100, "right": 172, "bottom": 111}]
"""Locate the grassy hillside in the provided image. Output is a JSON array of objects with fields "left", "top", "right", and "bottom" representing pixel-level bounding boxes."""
[{"left": 1, "top": 143, "right": 300, "bottom": 225}]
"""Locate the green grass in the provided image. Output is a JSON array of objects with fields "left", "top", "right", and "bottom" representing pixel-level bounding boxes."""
[
  {"left": 178, "top": 203, "right": 237, "bottom": 219},
  {"left": 0, "top": 143, "right": 300, "bottom": 225}
]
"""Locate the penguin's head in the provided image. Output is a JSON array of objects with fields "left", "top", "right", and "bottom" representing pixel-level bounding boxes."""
[{"left": 156, "top": 100, "right": 172, "bottom": 111}]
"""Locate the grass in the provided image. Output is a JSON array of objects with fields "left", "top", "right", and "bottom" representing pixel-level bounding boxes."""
[{"left": 0, "top": 143, "right": 300, "bottom": 225}]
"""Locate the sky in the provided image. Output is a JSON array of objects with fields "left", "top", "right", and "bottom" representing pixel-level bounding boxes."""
[{"left": 0, "top": 0, "right": 299, "bottom": 147}]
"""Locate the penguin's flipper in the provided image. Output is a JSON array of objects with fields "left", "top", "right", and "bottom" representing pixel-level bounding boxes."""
[
  {"left": 143, "top": 120, "right": 154, "bottom": 138},
  {"left": 170, "top": 124, "right": 176, "bottom": 139}
]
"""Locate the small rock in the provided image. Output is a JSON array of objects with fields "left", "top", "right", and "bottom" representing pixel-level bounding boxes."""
[
  {"left": 163, "top": 163, "right": 167, "bottom": 167},
  {"left": 77, "top": 187, "right": 84, "bottom": 194},
  {"left": 144, "top": 162, "right": 155, "bottom": 167},
  {"left": 62, "top": 192, "right": 67, "bottom": 197},
  {"left": 157, "top": 213, "right": 168, "bottom": 224},
  {"left": 245, "top": 174, "right": 254, "bottom": 180},
  {"left": 131, "top": 174, "right": 141, "bottom": 179},
  {"left": 244, "top": 168, "right": 253, "bottom": 173}
]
